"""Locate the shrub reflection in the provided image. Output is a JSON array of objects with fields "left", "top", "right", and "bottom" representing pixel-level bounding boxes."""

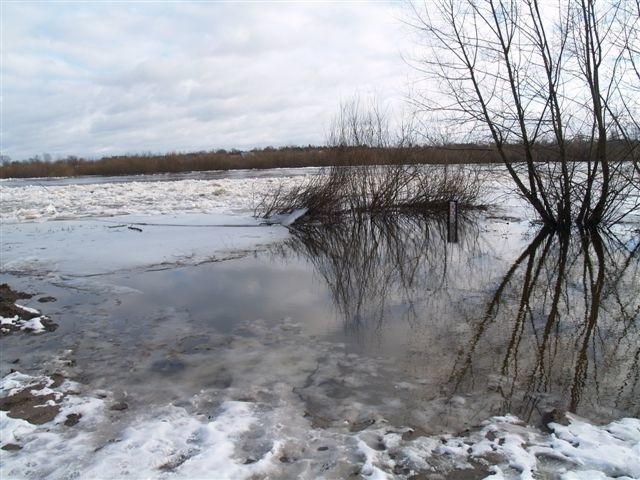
[{"left": 284, "top": 214, "right": 639, "bottom": 422}]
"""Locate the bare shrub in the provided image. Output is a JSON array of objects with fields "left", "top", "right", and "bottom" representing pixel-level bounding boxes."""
[
  {"left": 256, "top": 162, "right": 485, "bottom": 221},
  {"left": 256, "top": 97, "right": 486, "bottom": 222}
]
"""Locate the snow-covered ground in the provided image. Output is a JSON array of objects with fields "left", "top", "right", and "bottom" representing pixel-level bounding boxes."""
[
  {"left": 2, "top": 320, "right": 639, "bottom": 479},
  {"left": 0, "top": 304, "right": 50, "bottom": 334},
  {"left": 1, "top": 168, "right": 639, "bottom": 479}
]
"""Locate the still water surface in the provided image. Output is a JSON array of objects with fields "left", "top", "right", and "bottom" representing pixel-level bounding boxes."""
[{"left": 3, "top": 213, "right": 637, "bottom": 436}]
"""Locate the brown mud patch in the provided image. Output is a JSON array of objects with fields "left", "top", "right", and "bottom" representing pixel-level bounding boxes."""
[
  {"left": 0, "top": 283, "right": 58, "bottom": 335},
  {"left": 0, "top": 283, "right": 33, "bottom": 304},
  {"left": 0, "top": 372, "right": 87, "bottom": 451},
  {"left": 0, "top": 373, "right": 66, "bottom": 425}
]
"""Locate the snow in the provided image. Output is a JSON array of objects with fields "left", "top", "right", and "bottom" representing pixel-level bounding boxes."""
[
  {"left": 1, "top": 167, "right": 638, "bottom": 479},
  {"left": 81, "top": 402, "right": 268, "bottom": 480},
  {"left": 1, "top": 372, "right": 53, "bottom": 397},
  {"left": 18, "top": 317, "right": 46, "bottom": 332},
  {"left": 389, "top": 414, "right": 640, "bottom": 480},
  {"left": 0, "top": 315, "right": 19, "bottom": 325},
  {"left": 13, "top": 304, "right": 40, "bottom": 315},
  {"left": 546, "top": 415, "right": 640, "bottom": 478},
  {"left": 2, "top": 318, "right": 639, "bottom": 479},
  {"left": 0, "top": 304, "right": 49, "bottom": 333},
  {"left": 0, "top": 371, "right": 282, "bottom": 479}
]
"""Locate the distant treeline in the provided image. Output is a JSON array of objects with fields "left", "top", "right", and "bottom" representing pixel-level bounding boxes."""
[
  {"left": 0, "top": 145, "right": 492, "bottom": 179},
  {"left": 1, "top": 141, "right": 633, "bottom": 179}
]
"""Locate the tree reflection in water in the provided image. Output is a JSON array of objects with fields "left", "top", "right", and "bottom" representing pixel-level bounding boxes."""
[
  {"left": 285, "top": 213, "right": 486, "bottom": 335},
  {"left": 451, "top": 227, "right": 639, "bottom": 422},
  {"left": 284, "top": 214, "right": 639, "bottom": 424}
]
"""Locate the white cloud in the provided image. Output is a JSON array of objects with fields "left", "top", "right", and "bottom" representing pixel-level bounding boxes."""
[{"left": 1, "top": 1, "right": 413, "bottom": 160}]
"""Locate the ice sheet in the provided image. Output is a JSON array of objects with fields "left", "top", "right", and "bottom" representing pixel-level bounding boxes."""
[
  {"left": 1, "top": 173, "right": 305, "bottom": 276},
  {"left": 2, "top": 166, "right": 637, "bottom": 226},
  {"left": 1, "top": 213, "right": 289, "bottom": 276}
]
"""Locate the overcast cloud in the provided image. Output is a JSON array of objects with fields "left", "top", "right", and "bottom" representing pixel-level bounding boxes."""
[{"left": 1, "top": 1, "right": 414, "bottom": 160}]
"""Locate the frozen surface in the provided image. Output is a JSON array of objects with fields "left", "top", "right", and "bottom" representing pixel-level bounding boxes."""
[
  {"left": 0, "top": 174, "right": 309, "bottom": 223},
  {"left": 2, "top": 165, "right": 637, "bottom": 225},
  {"left": 0, "top": 314, "right": 48, "bottom": 333},
  {"left": 2, "top": 320, "right": 639, "bottom": 480},
  {"left": 0, "top": 171, "right": 307, "bottom": 276},
  {"left": 1, "top": 213, "right": 289, "bottom": 277},
  {"left": 1, "top": 167, "right": 638, "bottom": 479}
]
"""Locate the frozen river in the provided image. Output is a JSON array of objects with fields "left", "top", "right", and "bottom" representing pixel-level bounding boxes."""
[{"left": 1, "top": 168, "right": 639, "bottom": 479}]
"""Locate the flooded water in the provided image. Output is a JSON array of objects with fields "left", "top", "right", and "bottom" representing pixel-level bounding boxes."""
[
  {"left": 1, "top": 170, "right": 639, "bottom": 479},
  {"left": 3, "top": 215, "right": 638, "bottom": 420},
  {"left": 285, "top": 216, "right": 639, "bottom": 426}
]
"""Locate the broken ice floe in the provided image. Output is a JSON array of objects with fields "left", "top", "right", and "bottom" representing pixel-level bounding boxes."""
[
  {"left": 263, "top": 208, "right": 309, "bottom": 226},
  {"left": 0, "top": 175, "right": 308, "bottom": 223}
]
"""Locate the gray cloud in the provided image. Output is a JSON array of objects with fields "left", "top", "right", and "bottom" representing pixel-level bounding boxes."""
[{"left": 1, "top": 1, "right": 412, "bottom": 160}]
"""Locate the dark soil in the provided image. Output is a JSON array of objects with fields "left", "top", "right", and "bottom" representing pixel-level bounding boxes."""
[
  {"left": 0, "top": 374, "right": 65, "bottom": 424},
  {"left": 1, "top": 443, "right": 23, "bottom": 451},
  {"left": 37, "top": 296, "right": 57, "bottom": 303},
  {"left": 0, "top": 379, "right": 61, "bottom": 425},
  {"left": 0, "top": 283, "right": 33, "bottom": 303},
  {"left": 0, "top": 284, "right": 58, "bottom": 335},
  {"left": 64, "top": 413, "right": 82, "bottom": 426},
  {"left": 0, "top": 372, "right": 82, "bottom": 451},
  {"left": 0, "top": 301, "right": 39, "bottom": 321}
]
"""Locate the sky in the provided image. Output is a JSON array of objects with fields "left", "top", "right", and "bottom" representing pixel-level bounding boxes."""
[{"left": 0, "top": 1, "right": 415, "bottom": 161}]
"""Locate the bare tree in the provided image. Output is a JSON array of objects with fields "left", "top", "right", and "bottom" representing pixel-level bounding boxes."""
[
  {"left": 612, "top": 0, "right": 640, "bottom": 180},
  {"left": 327, "top": 96, "right": 392, "bottom": 148},
  {"left": 407, "top": 0, "right": 639, "bottom": 228}
]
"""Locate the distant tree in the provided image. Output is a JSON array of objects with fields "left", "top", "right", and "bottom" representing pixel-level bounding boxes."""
[
  {"left": 326, "top": 96, "right": 418, "bottom": 149},
  {"left": 327, "top": 96, "right": 391, "bottom": 148}
]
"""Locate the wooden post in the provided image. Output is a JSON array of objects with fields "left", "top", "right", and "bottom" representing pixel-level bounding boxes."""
[{"left": 447, "top": 199, "right": 458, "bottom": 243}]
